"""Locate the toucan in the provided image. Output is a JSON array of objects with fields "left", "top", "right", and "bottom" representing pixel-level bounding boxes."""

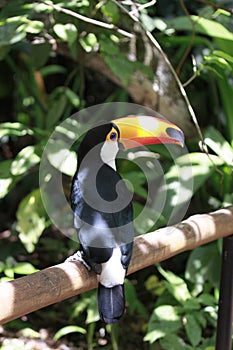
[{"left": 69, "top": 115, "right": 184, "bottom": 324}]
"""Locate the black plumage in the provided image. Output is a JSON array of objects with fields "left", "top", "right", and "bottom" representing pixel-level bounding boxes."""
[
  {"left": 71, "top": 123, "right": 134, "bottom": 323},
  {"left": 70, "top": 116, "right": 184, "bottom": 323}
]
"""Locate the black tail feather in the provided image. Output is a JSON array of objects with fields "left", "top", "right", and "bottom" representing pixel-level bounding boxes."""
[{"left": 98, "top": 283, "right": 125, "bottom": 324}]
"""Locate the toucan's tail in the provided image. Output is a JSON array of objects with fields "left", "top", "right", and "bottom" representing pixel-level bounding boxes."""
[{"left": 98, "top": 283, "right": 125, "bottom": 324}]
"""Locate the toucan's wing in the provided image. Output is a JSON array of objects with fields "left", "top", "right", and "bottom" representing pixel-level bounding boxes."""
[{"left": 120, "top": 241, "right": 134, "bottom": 270}]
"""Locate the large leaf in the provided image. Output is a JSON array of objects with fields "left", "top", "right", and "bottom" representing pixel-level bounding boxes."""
[
  {"left": 204, "top": 127, "right": 233, "bottom": 166},
  {"left": 104, "top": 53, "right": 135, "bottom": 85},
  {"left": 157, "top": 265, "right": 192, "bottom": 304},
  {"left": 159, "top": 334, "right": 192, "bottom": 350},
  {"left": 46, "top": 139, "right": 77, "bottom": 176},
  {"left": 11, "top": 145, "right": 40, "bottom": 176},
  {"left": 185, "top": 313, "right": 202, "bottom": 347},
  {"left": 16, "top": 189, "right": 48, "bottom": 253},
  {"left": 144, "top": 305, "right": 181, "bottom": 344},
  {"left": 159, "top": 152, "right": 223, "bottom": 224},
  {"left": 185, "top": 242, "right": 221, "bottom": 289},
  {"left": 0, "top": 21, "right": 25, "bottom": 59},
  {"left": 46, "top": 87, "right": 80, "bottom": 128},
  {"left": 167, "top": 15, "right": 233, "bottom": 41}
]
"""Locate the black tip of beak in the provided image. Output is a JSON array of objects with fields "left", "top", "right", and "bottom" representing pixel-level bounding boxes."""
[
  {"left": 118, "top": 141, "right": 124, "bottom": 150},
  {"left": 166, "top": 127, "right": 185, "bottom": 147}
]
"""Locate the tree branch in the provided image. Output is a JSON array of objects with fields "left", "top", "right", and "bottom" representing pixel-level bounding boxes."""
[
  {"left": 41, "top": 0, "right": 134, "bottom": 38},
  {"left": 0, "top": 206, "right": 233, "bottom": 325}
]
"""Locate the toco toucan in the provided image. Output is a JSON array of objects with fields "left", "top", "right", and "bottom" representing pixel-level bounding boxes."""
[{"left": 70, "top": 116, "right": 184, "bottom": 324}]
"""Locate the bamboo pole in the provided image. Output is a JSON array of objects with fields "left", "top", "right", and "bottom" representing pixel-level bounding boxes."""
[{"left": 0, "top": 206, "right": 233, "bottom": 325}]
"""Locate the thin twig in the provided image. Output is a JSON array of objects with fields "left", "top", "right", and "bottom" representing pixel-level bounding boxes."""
[
  {"left": 130, "top": 0, "right": 157, "bottom": 16},
  {"left": 176, "top": 0, "right": 196, "bottom": 76},
  {"left": 183, "top": 55, "right": 198, "bottom": 87},
  {"left": 145, "top": 30, "right": 204, "bottom": 143},
  {"left": 41, "top": 0, "right": 134, "bottom": 38},
  {"left": 197, "top": 0, "right": 233, "bottom": 15}
]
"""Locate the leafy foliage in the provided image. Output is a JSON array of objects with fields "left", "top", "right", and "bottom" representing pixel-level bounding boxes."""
[{"left": 144, "top": 264, "right": 219, "bottom": 349}]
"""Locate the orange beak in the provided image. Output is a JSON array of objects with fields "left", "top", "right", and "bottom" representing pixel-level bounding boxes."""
[{"left": 112, "top": 115, "right": 184, "bottom": 149}]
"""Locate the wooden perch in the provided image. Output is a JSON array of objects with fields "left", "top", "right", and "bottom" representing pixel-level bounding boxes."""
[{"left": 0, "top": 206, "right": 233, "bottom": 325}]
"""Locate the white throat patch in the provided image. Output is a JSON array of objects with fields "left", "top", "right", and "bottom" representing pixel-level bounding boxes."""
[{"left": 100, "top": 141, "right": 119, "bottom": 170}]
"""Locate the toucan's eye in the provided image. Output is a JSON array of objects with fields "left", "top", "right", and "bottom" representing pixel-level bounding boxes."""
[{"left": 110, "top": 132, "right": 117, "bottom": 141}]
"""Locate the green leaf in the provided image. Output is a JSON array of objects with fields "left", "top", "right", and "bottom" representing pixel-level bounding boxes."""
[
  {"left": 203, "top": 54, "right": 232, "bottom": 72},
  {"left": 46, "top": 139, "right": 77, "bottom": 176},
  {"left": 54, "top": 117, "right": 80, "bottom": 141},
  {"left": 183, "top": 298, "right": 201, "bottom": 311},
  {"left": 99, "top": 35, "right": 119, "bottom": 55},
  {"left": 13, "top": 262, "right": 38, "bottom": 275},
  {"left": 80, "top": 33, "right": 97, "bottom": 53},
  {"left": 123, "top": 171, "right": 147, "bottom": 199},
  {"left": 167, "top": 15, "right": 233, "bottom": 41},
  {"left": 160, "top": 152, "right": 223, "bottom": 223},
  {"left": 160, "top": 334, "right": 192, "bottom": 350},
  {"left": 0, "top": 160, "right": 13, "bottom": 198},
  {"left": 125, "top": 279, "right": 147, "bottom": 317},
  {"left": 54, "top": 325, "right": 86, "bottom": 341},
  {"left": 11, "top": 145, "right": 41, "bottom": 176},
  {"left": 218, "top": 74, "right": 233, "bottom": 143},
  {"left": 40, "top": 64, "right": 67, "bottom": 77},
  {"left": 104, "top": 54, "right": 135, "bottom": 85},
  {"left": 16, "top": 189, "right": 47, "bottom": 253},
  {"left": 198, "top": 293, "right": 217, "bottom": 307},
  {"left": 185, "top": 313, "right": 202, "bottom": 347},
  {"left": 46, "top": 93, "right": 67, "bottom": 128},
  {"left": 18, "top": 328, "right": 40, "bottom": 339},
  {"left": 213, "top": 50, "right": 233, "bottom": 65},
  {"left": 158, "top": 265, "right": 192, "bottom": 303},
  {"left": 72, "top": 296, "right": 91, "bottom": 318},
  {"left": 101, "top": 2, "right": 119, "bottom": 23},
  {"left": 0, "top": 22, "right": 25, "bottom": 58},
  {"left": 185, "top": 243, "right": 221, "bottom": 289},
  {"left": 144, "top": 329, "right": 166, "bottom": 344},
  {"left": 144, "top": 275, "right": 165, "bottom": 296},
  {"left": 31, "top": 43, "right": 52, "bottom": 69},
  {"left": 144, "top": 305, "right": 181, "bottom": 344},
  {"left": 141, "top": 14, "right": 167, "bottom": 32},
  {"left": 53, "top": 23, "right": 78, "bottom": 45},
  {"left": 53, "top": 22, "right": 78, "bottom": 58},
  {"left": 204, "top": 127, "right": 233, "bottom": 166},
  {"left": 85, "top": 292, "right": 99, "bottom": 324},
  {"left": 65, "top": 88, "right": 80, "bottom": 107},
  {"left": 18, "top": 20, "right": 44, "bottom": 34},
  {"left": 0, "top": 122, "right": 33, "bottom": 139}
]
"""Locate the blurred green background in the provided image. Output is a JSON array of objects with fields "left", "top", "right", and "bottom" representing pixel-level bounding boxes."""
[{"left": 0, "top": 1, "right": 232, "bottom": 349}]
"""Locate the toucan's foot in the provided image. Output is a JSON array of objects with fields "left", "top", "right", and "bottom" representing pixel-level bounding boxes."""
[{"left": 65, "top": 251, "right": 91, "bottom": 271}]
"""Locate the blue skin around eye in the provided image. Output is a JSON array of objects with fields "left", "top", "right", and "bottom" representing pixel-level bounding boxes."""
[{"left": 110, "top": 133, "right": 117, "bottom": 140}]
